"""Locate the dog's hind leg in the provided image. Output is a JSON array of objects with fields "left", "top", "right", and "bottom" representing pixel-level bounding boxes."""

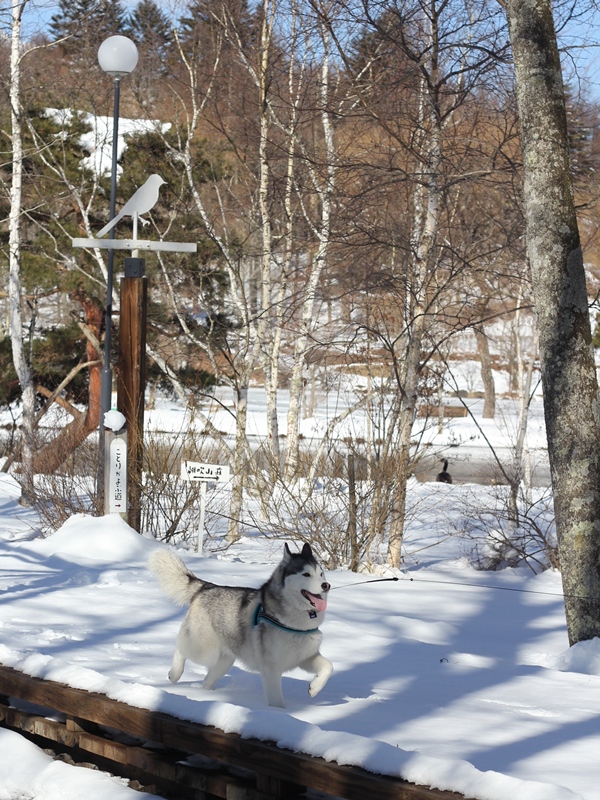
[
  {"left": 203, "top": 653, "right": 235, "bottom": 690},
  {"left": 260, "top": 667, "right": 284, "bottom": 708},
  {"left": 168, "top": 649, "right": 186, "bottom": 683},
  {"left": 301, "top": 653, "right": 333, "bottom": 697}
]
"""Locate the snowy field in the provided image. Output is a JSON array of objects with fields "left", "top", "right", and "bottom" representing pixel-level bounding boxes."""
[
  {"left": 1, "top": 472, "right": 600, "bottom": 800},
  {"left": 1, "top": 382, "right": 599, "bottom": 800}
]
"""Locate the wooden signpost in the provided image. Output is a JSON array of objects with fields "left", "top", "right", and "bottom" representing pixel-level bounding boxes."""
[
  {"left": 181, "top": 461, "right": 231, "bottom": 553},
  {"left": 116, "top": 257, "right": 147, "bottom": 530},
  {"left": 72, "top": 218, "right": 197, "bottom": 529}
]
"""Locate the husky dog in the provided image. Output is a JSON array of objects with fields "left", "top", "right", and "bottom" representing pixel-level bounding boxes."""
[{"left": 148, "top": 543, "right": 332, "bottom": 707}]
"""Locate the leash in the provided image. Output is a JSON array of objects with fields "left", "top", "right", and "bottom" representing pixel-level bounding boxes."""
[
  {"left": 203, "top": 514, "right": 586, "bottom": 603},
  {"left": 252, "top": 603, "right": 319, "bottom": 635},
  {"left": 330, "top": 577, "right": 399, "bottom": 590},
  {"left": 330, "top": 573, "right": 600, "bottom": 603}
]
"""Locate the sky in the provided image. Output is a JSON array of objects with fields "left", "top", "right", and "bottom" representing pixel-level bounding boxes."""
[
  {"left": 559, "top": 4, "right": 600, "bottom": 101},
  {"left": 6, "top": 0, "right": 600, "bottom": 106}
]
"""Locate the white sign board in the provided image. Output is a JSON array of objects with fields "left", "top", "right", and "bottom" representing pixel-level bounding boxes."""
[
  {"left": 108, "top": 436, "right": 127, "bottom": 513},
  {"left": 181, "top": 461, "right": 230, "bottom": 483},
  {"left": 72, "top": 237, "right": 197, "bottom": 253},
  {"left": 181, "top": 461, "right": 230, "bottom": 555}
]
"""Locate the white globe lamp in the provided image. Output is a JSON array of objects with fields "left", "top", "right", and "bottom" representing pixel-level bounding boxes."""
[{"left": 98, "top": 35, "right": 139, "bottom": 77}]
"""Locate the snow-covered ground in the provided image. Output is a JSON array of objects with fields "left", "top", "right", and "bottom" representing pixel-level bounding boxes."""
[
  {"left": 2, "top": 381, "right": 599, "bottom": 800},
  {"left": 1, "top": 464, "right": 599, "bottom": 800}
]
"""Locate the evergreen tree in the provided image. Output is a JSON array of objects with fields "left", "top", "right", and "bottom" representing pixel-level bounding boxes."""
[
  {"left": 49, "top": 0, "right": 99, "bottom": 41},
  {"left": 179, "top": 0, "right": 210, "bottom": 49},
  {"left": 346, "top": 10, "right": 416, "bottom": 101},
  {"left": 179, "top": 0, "right": 256, "bottom": 55},
  {"left": 128, "top": 0, "right": 172, "bottom": 59},
  {"left": 0, "top": 324, "right": 90, "bottom": 409},
  {"left": 49, "top": 0, "right": 127, "bottom": 56},
  {"left": 0, "top": 103, "right": 107, "bottom": 471},
  {"left": 127, "top": 0, "right": 172, "bottom": 92},
  {"left": 101, "top": 0, "right": 127, "bottom": 36},
  {"left": 117, "top": 127, "right": 233, "bottom": 389},
  {"left": 18, "top": 108, "right": 101, "bottom": 295}
]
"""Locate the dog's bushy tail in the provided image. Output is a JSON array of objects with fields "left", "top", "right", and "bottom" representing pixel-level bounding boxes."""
[{"left": 148, "top": 549, "right": 202, "bottom": 606}]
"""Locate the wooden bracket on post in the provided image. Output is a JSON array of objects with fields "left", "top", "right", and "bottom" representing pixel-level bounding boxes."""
[{"left": 117, "top": 258, "right": 147, "bottom": 531}]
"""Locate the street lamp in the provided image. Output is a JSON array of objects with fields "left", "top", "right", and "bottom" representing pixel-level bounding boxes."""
[{"left": 97, "top": 35, "right": 138, "bottom": 508}]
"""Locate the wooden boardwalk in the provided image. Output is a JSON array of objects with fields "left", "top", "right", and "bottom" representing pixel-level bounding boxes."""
[{"left": 0, "top": 664, "right": 467, "bottom": 800}]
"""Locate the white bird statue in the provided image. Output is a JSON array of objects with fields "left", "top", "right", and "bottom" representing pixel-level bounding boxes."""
[{"left": 97, "top": 174, "right": 166, "bottom": 238}]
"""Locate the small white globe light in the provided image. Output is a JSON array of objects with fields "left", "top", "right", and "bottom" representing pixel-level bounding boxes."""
[{"left": 98, "top": 35, "right": 139, "bottom": 77}]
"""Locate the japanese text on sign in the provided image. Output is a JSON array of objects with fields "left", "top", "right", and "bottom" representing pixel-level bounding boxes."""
[
  {"left": 109, "top": 437, "right": 127, "bottom": 512},
  {"left": 181, "top": 461, "right": 230, "bottom": 483}
]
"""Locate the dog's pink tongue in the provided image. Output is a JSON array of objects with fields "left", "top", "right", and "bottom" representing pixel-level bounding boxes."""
[{"left": 311, "top": 593, "right": 327, "bottom": 612}]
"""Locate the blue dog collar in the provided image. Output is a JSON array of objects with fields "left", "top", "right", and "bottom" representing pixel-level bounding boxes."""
[{"left": 252, "top": 603, "right": 319, "bottom": 635}]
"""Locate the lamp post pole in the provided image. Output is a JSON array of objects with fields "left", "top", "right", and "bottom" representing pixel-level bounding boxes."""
[
  {"left": 97, "top": 36, "right": 138, "bottom": 512},
  {"left": 100, "top": 73, "right": 121, "bottom": 422}
]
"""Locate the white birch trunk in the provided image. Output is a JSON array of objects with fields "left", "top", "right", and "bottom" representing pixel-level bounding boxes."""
[
  {"left": 8, "top": 0, "right": 36, "bottom": 497},
  {"left": 387, "top": 73, "right": 442, "bottom": 567},
  {"left": 263, "top": 22, "right": 302, "bottom": 470},
  {"left": 284, "top": 19, "right": 335, "bottom": 480},
  {"left": 263, "top": 142, "right": 295, "bottom": 468},
  {"left": 169, "top": 28, "right": 260, "bottom": 541},
  {"left": 514, "top": 307, "right": 538, "bottom": 508},
  {"left": 225, "top": 0, "right": 278, "bottom": 536},
  {"left": 257, "top": 0, "right": 279, "bottom": 466}
]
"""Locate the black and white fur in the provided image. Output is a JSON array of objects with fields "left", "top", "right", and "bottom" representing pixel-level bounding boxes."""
[{"left": 148, "top": 543, "right": 332, "bottom": 707}]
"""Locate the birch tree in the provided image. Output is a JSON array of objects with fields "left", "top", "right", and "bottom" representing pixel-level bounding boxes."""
[
  {"left": 159, "top": 2, "right": 270, "bottom": 539},
  {"left": 283, "top": 9, "right": 336, "bottom": 480},
  {"left": 503, "top": 0, "right": 600, "bottom": 644},
  {"left": 6, "top": 0, "right": 36, "bottom": 499},
  {"left": 161, "top": 0, "right": 345, "bottom": 533},
  {"left": 330, "top": 0, "right": 510, "bottom": 566}
]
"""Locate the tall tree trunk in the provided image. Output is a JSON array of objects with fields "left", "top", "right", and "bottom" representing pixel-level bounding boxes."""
[
  {"left": 505, "top": 0, "right": 600, "bottom": 644},
  {"left": 8, "top": 0, "right": 36, "bottom": 501},
  {"left": 387, "top": 63, "right": 442, "bottom": 567},
  {"left": 475, "top": 327, "right": 496, "bottom": 418},
  {"left": 31, "top": 289, "right": 103, "bottom": 474},
  {"left": 513, "top": 326, "right": 538, "bottom": 509},
  {"left": 284, "top": 19, "right": 335, "bottom": 480},
  {"left": 228, "top": 386, "right": 248, "bottom": 541},
  {"left": 257, "top": 0, "right": 280, "bottom": 469}
]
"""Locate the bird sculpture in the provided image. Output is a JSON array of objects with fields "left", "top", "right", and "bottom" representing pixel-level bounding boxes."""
[
  {"left": 436, "top": 459, "right": 453, "bottom": 484},
  {"left": 96, "top": 174, "right": 166, "bottom": 238}
]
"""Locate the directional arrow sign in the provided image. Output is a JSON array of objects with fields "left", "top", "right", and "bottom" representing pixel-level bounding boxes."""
[{"left": 181, "top": 461, "right": 230, "bottom": 483}]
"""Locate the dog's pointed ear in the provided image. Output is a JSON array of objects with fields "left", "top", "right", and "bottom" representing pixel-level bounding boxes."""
[
  {"left": 301, "top": 542, "right": 313, "bottom": 559},
  {"left": 283, "top": 543, "right": 293, "bottom": 560}
]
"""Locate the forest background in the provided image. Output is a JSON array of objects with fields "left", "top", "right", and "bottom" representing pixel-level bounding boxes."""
[{"left": 3, "top": 0, "right": 600, "bottom": 623}]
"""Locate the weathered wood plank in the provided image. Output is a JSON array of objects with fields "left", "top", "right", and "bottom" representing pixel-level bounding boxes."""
[
  {"left": 0, "top": 665, "right": 466, "bottom": 800},
  {"left": 0, "top": 704, "right": 76, "bottom": 747},
  {"left": 78, "top": 733, "right": 250, "bottom": 799},
  {"left": 1, "top": 702, "right": 256, "bottom": 800}
]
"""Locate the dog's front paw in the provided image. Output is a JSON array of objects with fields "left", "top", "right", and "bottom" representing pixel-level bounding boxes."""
[
  {"left": 168, "top": 663, "right": 184, "bottom": 683},
  {"left": 308, "top": 658, "right": 333, "bottom": 697}
]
